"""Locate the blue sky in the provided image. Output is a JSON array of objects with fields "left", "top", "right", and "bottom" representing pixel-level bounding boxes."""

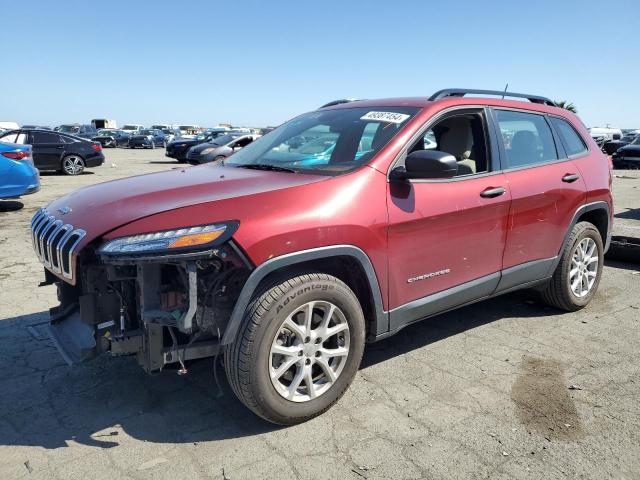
[{"left": 1, "top": 0, "right": 638, "bottom": 128}]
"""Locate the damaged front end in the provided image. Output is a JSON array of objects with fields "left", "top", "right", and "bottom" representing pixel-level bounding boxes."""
[{"left": 35, "top": 213, "right": 252, "bottom": 373}]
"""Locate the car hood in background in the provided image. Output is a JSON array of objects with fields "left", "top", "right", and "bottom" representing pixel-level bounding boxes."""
[
  {"left": 189, "top": 142, "right": 224, "bottom": 153},
  {"left": 43, "top": 165, "right": 327, "bottom": 246},
  {"left": 168, "top": 138, "right": 205, "bottom": 147},
  {"left": 617, "top": 145, "right": 640, "bottom": 152}
]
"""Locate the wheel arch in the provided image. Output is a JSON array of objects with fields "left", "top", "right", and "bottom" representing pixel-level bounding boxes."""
[
  {"left": 221, "top": 245, "right": 387, "bottom": 345},
  {"left": 571, "top": 201, "right": 611, "bottom": 253}
]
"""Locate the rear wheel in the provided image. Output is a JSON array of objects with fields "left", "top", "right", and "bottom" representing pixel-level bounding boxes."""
[
  {"left": 225, "top": 273, "right": 365, "bottom": 425},
  {"left": 541, "top": 221, "right": 603, "bottom": 311},
  {"left": 61, "top": 155, "right": 85, "bottom": 175}
]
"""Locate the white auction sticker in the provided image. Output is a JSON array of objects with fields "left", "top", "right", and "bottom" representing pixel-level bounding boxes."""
[{"left": 360, "top": 111, "right": 410, "bottom": 124}]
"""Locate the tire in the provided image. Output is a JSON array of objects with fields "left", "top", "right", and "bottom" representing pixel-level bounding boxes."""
[
  {"left": 61, "top": 155, "right": 85, "bottom": 176},
  {"left": 541, "top": 221, "right": 603, "bottom": 311},
  {"left": 225, "top": 273, "right": 365, "bottom": 425}
]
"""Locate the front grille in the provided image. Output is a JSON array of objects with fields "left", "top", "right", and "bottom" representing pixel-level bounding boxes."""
[{"left": 30, "top": 208, "right": 86, "bottom": 282}]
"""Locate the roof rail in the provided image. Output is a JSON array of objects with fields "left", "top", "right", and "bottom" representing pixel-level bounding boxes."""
[
  {"left": 429, "top": 88, "right": 556, "bottom": 107},
  {"left": 319, "top": 98, "right": 363, "bottom": 109}
]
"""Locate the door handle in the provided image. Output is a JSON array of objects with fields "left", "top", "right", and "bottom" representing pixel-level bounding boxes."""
[
  {"left": 480, "top": 187, "right": 506, "bottom": 198},
  {"left": 562, "top": 173, "right": 580, "bottom": 183}
]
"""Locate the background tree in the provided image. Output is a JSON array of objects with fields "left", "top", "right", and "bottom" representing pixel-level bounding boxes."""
[{"left": 555, "top": 100, "right": 577, "bottom": 113}]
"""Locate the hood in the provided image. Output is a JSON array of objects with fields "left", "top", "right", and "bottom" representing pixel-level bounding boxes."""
[
  {"left": 618, "top": 144, "right": 640, "bottom": 152},
  {"left": 169, "top": 138, "right": 204, "bottom": 147},
  {"left": 44, "top": 165, "right": 327, "bottom": 246}
]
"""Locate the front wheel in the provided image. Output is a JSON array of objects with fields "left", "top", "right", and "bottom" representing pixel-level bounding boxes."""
[
  {"left": 541, "top": 221, "right": 604, "bottom": 311},
  {"left": 61, "top": 155, "right": 85, "bottom": 175},
  {"left": 225, "top": 273, "right": 365, "bottom": 425}
]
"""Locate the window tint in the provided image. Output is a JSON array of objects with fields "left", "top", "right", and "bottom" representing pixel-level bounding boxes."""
[
  {"left": 32, "top": 131, "right": 61, "bottom": 144},
  {"left": 550, "top": 117, "right": 588, "bottom": 157},
  {"left": 495, "top": 110, "right": 558, "bottom": 168},
  {"left": 409, "top": 112, "right": 489, "bottom": 176}
]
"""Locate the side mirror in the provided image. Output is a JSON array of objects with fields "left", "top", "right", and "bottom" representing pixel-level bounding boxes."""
[{"left": 390, "top": 150, "right": 458, "bottom": 181}]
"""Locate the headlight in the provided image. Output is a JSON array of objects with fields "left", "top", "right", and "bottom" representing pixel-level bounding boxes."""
[
  {"left": 199, "top": 147, "right": 215, "bottom": 155},
  {"left": 99, "top": 222, "right": 238, "bottom": 255}
]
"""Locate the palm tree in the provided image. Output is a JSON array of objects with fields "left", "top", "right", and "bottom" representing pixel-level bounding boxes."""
[{"left": 555, "top": 100, "right": 577, "bottom": 113}]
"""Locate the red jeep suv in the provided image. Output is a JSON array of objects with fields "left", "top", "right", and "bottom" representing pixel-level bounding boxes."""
[{"left": 31, "top": 89, "right": 613, "bottom": 424}]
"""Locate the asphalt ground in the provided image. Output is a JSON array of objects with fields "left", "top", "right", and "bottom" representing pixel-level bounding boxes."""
[{"left": 0, "top": 148, "right": 638, "bottom": 479}]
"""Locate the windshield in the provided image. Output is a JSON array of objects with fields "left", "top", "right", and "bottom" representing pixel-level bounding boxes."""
[
  {"left": 97, "top": 129, "right": 116, "bottom": 135},
  {"left": 632, "top": 137, "right": 640, "bottom": 146},
  {"left": 122, "top": 125, "right": 138, "bottom": 130},
  {"left": 209, "top": 134, "right": 240, "bottom": 145},
  {"left": 58, "top": 125, "right": 80, "bottom": 133},
  {"left": 139, "top": 129, "right": 155, "bottom": 135},
  {"left": 225, "top": 106, "right": 418, "bottom": 174}
]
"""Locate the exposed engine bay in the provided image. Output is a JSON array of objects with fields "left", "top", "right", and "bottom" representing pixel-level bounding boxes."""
[{"left": 48, "top": 244, "right": 251, "bottom": 373}]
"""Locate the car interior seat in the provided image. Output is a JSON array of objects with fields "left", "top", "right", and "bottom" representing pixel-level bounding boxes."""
[
  {"left": 509, "top": 130, "right": 539, "bottom": 166},
  {"left": 439, "top": 117, "right": 476, "bottom": 175}
]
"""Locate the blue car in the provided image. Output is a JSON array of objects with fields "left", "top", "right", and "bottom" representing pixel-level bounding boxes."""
[{"left": 0, "top": 142, "right": 40, "bottom": 199}]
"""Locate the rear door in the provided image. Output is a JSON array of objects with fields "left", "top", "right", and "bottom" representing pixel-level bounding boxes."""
[
  {"left": 30, "top": 131, "right": 65, "bottom": 170},
  {"left": 387, "top": 108, "right": 511, "bottom": 329},
  {"left": 493, "top": 109, "right": 586, "bottom": 284}
]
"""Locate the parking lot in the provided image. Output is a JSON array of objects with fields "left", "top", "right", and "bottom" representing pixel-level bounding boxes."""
[{"left": 0, "top": 149, "right": 639, "bottom": 479}]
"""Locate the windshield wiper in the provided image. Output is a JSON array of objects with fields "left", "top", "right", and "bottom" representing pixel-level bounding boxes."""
[{"left": 235, "top": 164, "right": 296, "bottom": 173}]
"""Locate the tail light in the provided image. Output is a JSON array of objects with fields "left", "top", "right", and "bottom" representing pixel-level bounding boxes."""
[
  {"left": 1, "top": 150, "right": 31, "bottom": 160},
  {"left": 92, "top": 143, "right": 102, "bottom": 152}
]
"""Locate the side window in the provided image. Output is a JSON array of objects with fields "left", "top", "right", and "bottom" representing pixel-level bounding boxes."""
[
  {"left": 409, "top": 111, "right": 489, "bottom": 176},
  {"left": 549, "top": 117, "right": 588, "bottom": 157},
  {"left": 32, "top": 131, "right": 62, "bottom": 144},
  {"left": 234, "top": 137, "right": 253, "bottom": 148},
  {"left": 495, "top": 110, "right": 558, "bottom": 168},
  {"left": 0, "top": 132, "right": 19, "bottom": 143}
]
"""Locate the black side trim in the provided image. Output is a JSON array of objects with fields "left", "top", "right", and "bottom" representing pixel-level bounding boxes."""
[
  {"left": 496, "top": 257, "right": 556, "bottom": 293},
  {"left": 554, "top": 201, "right": 611, "bottom": 262},
  {"left": 221, "top": 245, "right": 387, "bottom": 344},
  {"left": 379, "top": 257, "right": 559, "bottom": 342},
  {"left": 388, "top": 272, "right": 500, "bottom": 333}
]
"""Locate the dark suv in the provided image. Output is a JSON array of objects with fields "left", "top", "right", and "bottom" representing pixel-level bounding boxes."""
[
  {"left": 56, "top": 124, "right": 98, "bottom": 139},
  {"left": 0, "top": 129, "right": 104, "bottom": 175},
  {"left": 31, "top": 89, "right": 612, "bottom": 424}
]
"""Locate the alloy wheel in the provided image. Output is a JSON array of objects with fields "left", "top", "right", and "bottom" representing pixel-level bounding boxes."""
[
  {"left": 269, "top": 301, "right": 350, "bottom": 402},
  {"left": 569, "top": 237, "right": 598, "bottom": 298},
  {"left": 62, "top": 156, "right": 85, "bottom": 175}
]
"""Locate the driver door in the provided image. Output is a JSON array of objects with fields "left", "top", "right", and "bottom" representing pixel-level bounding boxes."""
[{"left": 386, "top": 108, "right": 511, "bottom": 330}]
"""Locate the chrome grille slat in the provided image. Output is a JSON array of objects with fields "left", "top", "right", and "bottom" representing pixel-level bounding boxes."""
[
  {"left": 30, "top": 208, "right": 86, "bottom": 283},
  {"left": 45, "top": 221, "right": 64, "bottom": 269}
]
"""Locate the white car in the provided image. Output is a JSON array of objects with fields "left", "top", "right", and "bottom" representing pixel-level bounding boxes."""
[{"left": 121, "top": 124, "right": 144, "bottom": 134}]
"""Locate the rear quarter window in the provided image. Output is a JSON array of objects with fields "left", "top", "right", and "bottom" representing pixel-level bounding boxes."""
[{"left": 549, "top": 117, "right": 588, "bottom": 157}]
